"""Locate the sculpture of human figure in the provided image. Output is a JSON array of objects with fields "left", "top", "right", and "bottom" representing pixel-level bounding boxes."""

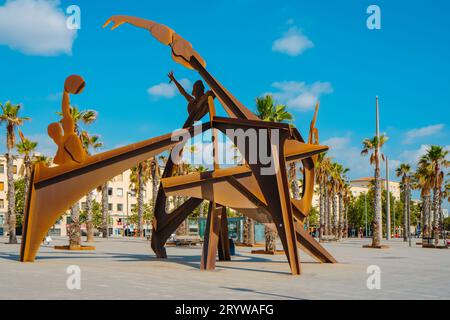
[
  {"left": 168, "top": 71, "right": 214, "bottom": 121},
  {"left": 47, "top": 75, "right": 87, "bottom": 165}
]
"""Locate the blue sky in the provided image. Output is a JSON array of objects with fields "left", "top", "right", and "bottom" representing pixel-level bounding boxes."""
[{"left": 0, "top": 0, "right": 449, "bottom": 196}]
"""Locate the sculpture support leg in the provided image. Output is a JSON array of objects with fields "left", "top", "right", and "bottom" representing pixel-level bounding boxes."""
[
  {"left": 218, "top": 206, "right": 231, "bottom": 261},
  {"left": 201, "top": 202, "right": 221, "bottom": 270}
]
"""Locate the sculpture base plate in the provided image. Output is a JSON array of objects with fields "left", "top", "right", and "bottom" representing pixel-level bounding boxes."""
[
  {"left": 54, "top": 245, "right": 96, "bottom": 251},
  {"left": 362, "top": 244, "right": 390, "bottom": 249},
  {"left": 251, "top": 249, "right": 285, "bottom": 255}
]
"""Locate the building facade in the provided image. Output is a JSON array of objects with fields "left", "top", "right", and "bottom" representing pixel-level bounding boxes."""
[{"left": 0, "top": 155, "right": 158, "bottom": 237}]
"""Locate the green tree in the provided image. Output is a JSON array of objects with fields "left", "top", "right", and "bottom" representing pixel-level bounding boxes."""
[
  {"left": 396, "top": 163, "right": 412, "bottom": 241},
  {"left": 419, "top": 146, "right": 449, "bottom": 242},
  {"left": 16, "top": 131, "right": 38, "bottom": 213},
  {"left": 58, "top": 106, "right": 98, "bottom": 246},
  {"left": 130, "top": 160, "right": 152, "bottom": 237},
  {"left": 0, "top": 101, "right": 30, "bottom": 244},
  {"left": 81, "top": 132, "right": 103, "bottom": 242}
]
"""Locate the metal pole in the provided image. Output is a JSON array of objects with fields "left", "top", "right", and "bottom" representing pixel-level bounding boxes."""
[
  {"left": 393, "top": 195, "right": 396, "bottom": 239},
  {"left": 365, "top": 192, "right": 368, "bottom": 237},
  {"left": 375, "top": 96, "right": 382, "bottom": 241},
  {"left": 386, "top": 157, "right": 391, "bottom": 240},
  {"left": 408, "top": 190, "right": 412, "bottom": 247}
]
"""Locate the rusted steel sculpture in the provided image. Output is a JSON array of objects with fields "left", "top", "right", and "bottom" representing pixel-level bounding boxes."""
[{"left": 20, "top": 16, "right": 336, "bottom": 275}]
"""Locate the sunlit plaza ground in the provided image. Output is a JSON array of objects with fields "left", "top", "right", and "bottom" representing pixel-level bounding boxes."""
[{"left": 0, "top": 236, "right": 449, "bottom": 300}]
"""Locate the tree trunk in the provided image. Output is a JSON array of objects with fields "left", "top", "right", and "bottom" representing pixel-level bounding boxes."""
[
  {"left": 23, "top": 157, "right": 31, "bottom": 210},
  {"left": 432, "top": 187, "right": 440, "bottom": 243},
  {"left": 243, "top": 217, "right": 254, "bottom": 245},
  {"left": 332, "top": 192, "right": 338, "bottom": 238},
  {"left": 137, "top": 163, "right": 144, "bottom": 237},
  {"left": 69, "top": 203, "right": 81, "bottom": 247},
  {"left": 6, "top": 152, "right": 17, "bottom": 244},
  {"left": 338, "top": 192, "right": 344, "bottom": 240},
  {"left": 345, "top": 203, "right": 349, "bottom": 238},
  {"left": 372, "top": 164, "right": 382, "bottom": 247},
  {"left": 265, "top": 225, "right": 276, "bottom": 253},
  {"left": 86, "top": 191, "right": 94, "bottom": 242},
  {"left": 319, "top": 183, "right": 324, "bottom": 240},
  {"left": 101, "top": 182, "right": 109, "bottom": 238},
  {"left": 326, "top": 189, "right": 332, "bottom": 236},
  {"left": 403, "top": 185, "right": 408, "bottom": 241}
]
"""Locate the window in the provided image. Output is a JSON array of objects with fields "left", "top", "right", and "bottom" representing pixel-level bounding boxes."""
[
  {"left": 130, "top": 190, "right": 136, "bottom": 197},
  {"left": 13, "top": 165, "right": 17, "bottom": 174},
  {"left": 0, "top": 199, "right": 4, "bottom": 209},
  {"left": 0, "top": 165, "right": 4, "bottom": 174},
  {"left": 108, "top": 203, "right": 113, "bottom": 211},
  {"left": 0, "top": 182, "right": 4, "bottom": 192},
  {"left": 117, "top": 188, "right": 124, "bottom": 197},
  {"left": 0, "top": 214, "right": 3, "bottom": 225},
  {"left": 131, "top": 204, "right": 136, "bottom": 211},
  {"left": 108, "top": 187, "right": 113, "bottom": 196},
  {"left": 117, "top": 204, "right": 123, "bottom": 212}
]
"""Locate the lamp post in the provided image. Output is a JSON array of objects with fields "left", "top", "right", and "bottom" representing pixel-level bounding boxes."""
[
  {"left": 125, "top": 191, "right": 131, "bottom": 237},
  {"left": 364, "top": 192, "right": 368, "bottom": 237},
  {"left": 393, "top": 196, "right": 396, "bottom": 238}
]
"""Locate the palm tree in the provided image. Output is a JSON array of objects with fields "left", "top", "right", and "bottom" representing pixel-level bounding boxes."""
[
  {"left": 361, "top": 134, "right": 388, "bottom": 247},
  {"left": 413, "top": 164, "right": 433, "bottom": 238},
  {"left": 0, "top": 101, "right": 30, "bottom": 244},
  {"left": 342, "top": 182, "right": 352, "bottom": 238},
  {"left": 33, "top": 155, "right": 52, "bottom": 166},
  {"left": 396, "top": 163, "right": 411, "bottom": 242},
  {"left": 150, "top": 157, "right": 161, "bottom": 210},
  {"left": 58, "top": 106, "right": 97, "bottom": 246},
  {"left": 100, "top": 182, "right": 109, "bottom": 238},
  {"left": 419, "top": 146, "right": 449, "bottom": 242},
  {"left": 130, "top": 160, "right": 152, "bottom": 237},
  {"left": 315, "top": 154, "right": 331, "bottom": 240},
  {"left": 81, "top": 132, "right": 103, "bottom": 242},
  {"left": 16, "top": 131, "right": 38, "bottom": 209},
  {"left": 255, "top": 94, "right": 293, "bottom": 251}
]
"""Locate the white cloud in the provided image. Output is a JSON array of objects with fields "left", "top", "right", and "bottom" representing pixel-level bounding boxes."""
[
  {"left": 147, "top": 79, "right": 191, "bottom": 99},
  {"left": 267, "top": 81, "right": 333, "bottom": 111},
  {"left": 403, "top": 124, "right": 445, "bottom": 144},
  {"left": 272, "top": 25, "right": 313, "bottom": 56},
  {"left": 399, "top": 144, "right": 450, "bottom": 164},
  {"left": 322, "top": 135, "right": 369, "bottom": 178},
  {"left": 0, "top": 0, "right": 77, "bottom": 56}
]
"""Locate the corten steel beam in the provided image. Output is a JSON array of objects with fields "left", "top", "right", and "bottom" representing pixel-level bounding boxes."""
[
  {"left": 20, "top": 122, "right": 210, "bottom": 262},
  {"left": 200, "top": 202, "right": 222, "bottom": 270},
  {"left": 17, "top": 15, "right": 336, "bottom": 275},
  {"left": 218, "top": 206, "right": 231, "bottom": 261}
]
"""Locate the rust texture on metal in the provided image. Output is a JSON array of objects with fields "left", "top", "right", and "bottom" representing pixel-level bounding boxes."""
[{"left": 19, "top": 16, "right": 336, "bottom": 275}]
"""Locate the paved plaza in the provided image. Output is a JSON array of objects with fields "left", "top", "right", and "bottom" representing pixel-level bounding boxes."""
[{"left": 0, "top": 236, "right": 448, "bottom": 300}]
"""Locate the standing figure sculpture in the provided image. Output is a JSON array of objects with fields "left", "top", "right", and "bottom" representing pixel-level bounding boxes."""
[
  {"left": 168, "top": 71, "right": 213, "bottom": 121},
  {"left": 48, "top": 75, "right": 87, "bottom": 165}
]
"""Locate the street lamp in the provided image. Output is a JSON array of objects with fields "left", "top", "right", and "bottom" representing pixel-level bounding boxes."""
[
  {"left": 364, "top": 192, "right": 368, "bottom": 237},
  {"left": 125, "top": 191, "right": 131, "bottom": 237}
]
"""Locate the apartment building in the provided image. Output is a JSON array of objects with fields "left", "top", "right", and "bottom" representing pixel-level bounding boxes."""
[
  {"left": 0, "top": 156, "right": 24, "bottom": 233},
  {"left": 0, "top": 154, "right": 158, "bottom": 237},
  {"left": 311, "top": 177, "right": 401, "bottom": 208}
]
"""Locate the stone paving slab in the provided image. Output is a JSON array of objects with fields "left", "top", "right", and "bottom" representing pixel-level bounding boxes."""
[{"left": 0, "top": 236, "right": 448, "bottom": 300}]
